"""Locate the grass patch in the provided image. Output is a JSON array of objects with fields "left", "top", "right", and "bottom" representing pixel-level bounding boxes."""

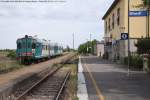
[
  {"left": 0, "top": 51, "right": 9, "bottom": 56},
  {"left": 0, "top": 51, "right": 25, "bottom": 74},
  {"left": 62, "top": 64, "right": 78, "bottom": 100},
  {"left": 0, "top": 61, "right": 24, "bottom": 74}
]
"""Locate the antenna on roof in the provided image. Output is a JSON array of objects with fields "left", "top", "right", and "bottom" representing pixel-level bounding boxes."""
[{"left": 25, "top": 35, "right": 28, "bottom": 38}]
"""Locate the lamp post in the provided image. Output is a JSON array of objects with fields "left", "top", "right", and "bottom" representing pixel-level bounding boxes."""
[
  {"left": 90, "top": 33, "right": 92, "bottom": 54},
  {"left": 146, "top": 0, "right": 150, "bottom": 38},
  {"left": 128, "top": 0, "right": 131, "bottom": 76},
  {"left": 119, "top": 26, "right": 126, "bottom": 60},
  {"left": 148, "top": 7, "right": 149, "bottom": 38},
  {"left": 86, "top": 39, "right": 89, "bottom": 53},
  {"left": 72, "top": 33, "right": 75, "bottom": 50}
]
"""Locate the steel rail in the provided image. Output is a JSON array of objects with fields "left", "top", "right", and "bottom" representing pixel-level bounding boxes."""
[
  {"left": 16, "top": 67, "right": 61, "bottom": 100},
  {"left": 15, "top": 54, "right": 76, "bottom": 100},
  {"left": 55, "top": 71, "right": 71, "bottom": 100}
]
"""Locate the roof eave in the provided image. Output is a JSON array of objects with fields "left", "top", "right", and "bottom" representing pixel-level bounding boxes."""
[{"left": 102, "top": 0, "right": 120, "bottom": 20}]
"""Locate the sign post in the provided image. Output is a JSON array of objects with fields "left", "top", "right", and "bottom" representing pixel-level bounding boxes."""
[{"left": 121, "top": 32, "right": 130, "bottom": 75}]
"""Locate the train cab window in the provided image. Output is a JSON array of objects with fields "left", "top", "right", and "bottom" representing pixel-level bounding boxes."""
[
  {"left": 32, "top": 43, "right": 36, "bottom": 49},
  {"left": 23, "top": 42, "right": 26, "bottom": 48},
  {"left": 28, "top": 43, "right": 31, "bottom": 48},
  {"left": 17, "top": 43, "right": 22, "bottom": 49}
]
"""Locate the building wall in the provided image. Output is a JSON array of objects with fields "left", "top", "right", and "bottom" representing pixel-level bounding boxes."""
[
  {"left": 104, "top": 0, "right": 149, "bottom": 39},
  {"left": 97, "top": 43, "right": 104, "bottom": 57},
  {"left": 93, "top": 43, "right": 104, "bottom": 57},
  {"left": 128, "top": 0, "right": 147, "bottom": 38},
  {"left": 104, "top": 0, "right": 127, "bottom": 59},
  {"left": 104, "top": 0, "right": 126, "bottom": 40},
  {"left": 103, "top": 0, "right": 150, "bottom": 60}
]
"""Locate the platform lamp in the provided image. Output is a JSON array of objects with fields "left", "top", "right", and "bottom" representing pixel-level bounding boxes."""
[{"left": 128, "top": 0, "right": 131, "bottom": 76}]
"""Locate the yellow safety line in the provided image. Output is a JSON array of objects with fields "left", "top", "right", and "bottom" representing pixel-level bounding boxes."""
[{"left": 84, "top": 63, "right": 106, "bottom": 100}]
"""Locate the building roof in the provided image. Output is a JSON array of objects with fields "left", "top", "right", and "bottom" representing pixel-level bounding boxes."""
[{"left": 102, "top": 0, "right": 120, "bottom": 20}]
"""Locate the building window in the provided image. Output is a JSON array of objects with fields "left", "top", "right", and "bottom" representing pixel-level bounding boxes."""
[
  {"left": 108, "top": 18, "right": 111, "bottom": 31},
  {"left": 112, "top": 13, "right": 115, "bottom": 29},
  {"left": 105, "top": 21, "right": 107, "bottom": 33},
  {"left": 117, "top": 8, "right": 120, "bottom": 26}
]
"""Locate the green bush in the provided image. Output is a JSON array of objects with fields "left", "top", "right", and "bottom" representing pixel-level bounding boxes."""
[
  {"left": 135, "top": 38, "right": 150, "bottom": 55},
  {"left": 124, "top": 56, "right": 143, "bottom": 69},
  {"left": 148, "top": 59, "right": 150, "bottom": 69},
  {"left": 7, "top": 51, "right": 16, "bottom": 59},
  {"left": 103, "top": 52, "right": 109, "bottom": 60}
]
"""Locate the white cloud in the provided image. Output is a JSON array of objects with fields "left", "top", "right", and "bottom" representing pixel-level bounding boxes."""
[{"left": 0, "top": 0, "right": 114, "bottom": 49}]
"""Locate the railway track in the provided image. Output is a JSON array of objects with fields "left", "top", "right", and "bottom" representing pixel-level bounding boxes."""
[{"left": 15, "top": 67, "right": 71, "bottom": 100}]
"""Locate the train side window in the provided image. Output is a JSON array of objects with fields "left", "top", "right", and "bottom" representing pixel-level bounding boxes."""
[
  {"left": 46, "top": 46, "right": 48, "bottom": 50},
  {"left": 17, "top": 43, "right": 21, "bottom": 49},
  {"left": 43, "top": 45, "right": 44, "bottom": 50},
  {"left": 32, "top": 43, "right": 36, "bottom": 49}
]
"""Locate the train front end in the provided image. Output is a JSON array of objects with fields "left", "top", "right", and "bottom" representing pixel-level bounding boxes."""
[{"left": 16, "top": 35, "right": 35, "bottom": 64}]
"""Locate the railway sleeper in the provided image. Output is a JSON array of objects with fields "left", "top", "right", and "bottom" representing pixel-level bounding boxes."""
[
  {"left": 26, "top": 95, "right": 55, "bottom": 100},
  {"left": 32, "top": 89, "right": 59, "bottom": 94}
]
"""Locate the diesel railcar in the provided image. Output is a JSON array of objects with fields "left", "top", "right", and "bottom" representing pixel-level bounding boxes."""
[{"left": 16, "top": 35, "right": 63, "bottom": 64}]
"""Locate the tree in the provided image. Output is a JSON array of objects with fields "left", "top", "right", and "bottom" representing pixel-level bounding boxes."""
[
  {"left": 63, "top": 45, "right": 70, "bottom": 52},
  {"left": 135, "top": 38, "right": 150, "bottom": 55},
  {"left": 142, "top": 0, "right": 150, "bottom": 6},
  {"left": 78, "top": 44, "right": 87, "bottom": 54},
  {"left": 142, "top": 0, "right": 150, "bottom": 38},
  {"left": 78, "top": 39, "right": 98, "bottom": 54}
]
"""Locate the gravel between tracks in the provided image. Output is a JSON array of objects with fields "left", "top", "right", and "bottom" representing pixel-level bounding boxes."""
[
  {"left": 24, "top": 67, "right": 70, "bottom": 100},
  {"left": 0, "top": 53, "right": 75, "bottom": 100}
]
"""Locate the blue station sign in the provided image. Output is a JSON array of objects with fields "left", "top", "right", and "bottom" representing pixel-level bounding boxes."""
[{"left": 129, "top": 11, "right": 148, "bottom": 17}]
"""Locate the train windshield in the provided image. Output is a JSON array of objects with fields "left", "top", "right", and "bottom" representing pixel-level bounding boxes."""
[{"left": 17, "top": 42, "right": 22, "bottom": 49}]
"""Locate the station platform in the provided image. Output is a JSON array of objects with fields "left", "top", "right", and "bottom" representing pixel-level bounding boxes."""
[{"left": 81, "top": 56, "right": 150, "bottom": 100}]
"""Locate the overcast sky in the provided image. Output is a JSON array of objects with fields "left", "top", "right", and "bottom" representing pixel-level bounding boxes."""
[{"left": 0, "top": 0, "right": 114, "bottom": 49}]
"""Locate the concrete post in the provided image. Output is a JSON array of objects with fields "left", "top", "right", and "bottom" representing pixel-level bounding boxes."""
[{"left": 143, "top": 57, "right": 150, "bottom": 73}]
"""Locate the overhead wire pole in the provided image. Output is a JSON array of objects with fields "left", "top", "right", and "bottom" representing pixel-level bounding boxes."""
[
  {"left": 73, "top": 33, "right": 75, "bottom": 50},
  {"left": 90, "top": 33, "right": 92, "bottom": 42},
  {"left": 128, "top": 0, "right": 131, "bottom": 76},
  {"left": 86, "top": 39, "right": 89, "bottom": 53},
  {"left": 90, "top": 34, "right": 92, "bottom": 53}
]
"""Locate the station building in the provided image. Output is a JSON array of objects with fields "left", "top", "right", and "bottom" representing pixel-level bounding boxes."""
[
  {"left": 93, "top": 41, "right": 104, "bottom": 57},
  {"left": 102, "top": 0, "right": 150, "bottom": 61}
]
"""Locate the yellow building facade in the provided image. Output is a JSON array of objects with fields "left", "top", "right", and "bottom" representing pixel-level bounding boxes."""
[{"left": 102, "top": 0, "right": 150, "bottom": 61}]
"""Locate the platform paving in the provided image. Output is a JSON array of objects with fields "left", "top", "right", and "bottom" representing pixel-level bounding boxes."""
[
  {"left": 81, "top": 56, "right": 150, "bottom": 100},
  {"left": 77, "top": 56, "right": 89, "bottom": 100}
]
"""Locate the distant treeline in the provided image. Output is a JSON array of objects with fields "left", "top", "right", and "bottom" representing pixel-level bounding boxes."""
[
  {"left": 78, "top": 39, "right": 97, "bottom": 54},
  {"left": 0, "top": 49, "right": 16, "bottom": 52}
]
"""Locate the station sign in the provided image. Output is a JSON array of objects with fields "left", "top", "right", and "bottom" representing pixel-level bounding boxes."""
[
  {"left": 121, "top": 33, "right": 128, "bottom": 40},
  {"left": 129, "top": 11, "right": 148, "bottom": 17}
]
